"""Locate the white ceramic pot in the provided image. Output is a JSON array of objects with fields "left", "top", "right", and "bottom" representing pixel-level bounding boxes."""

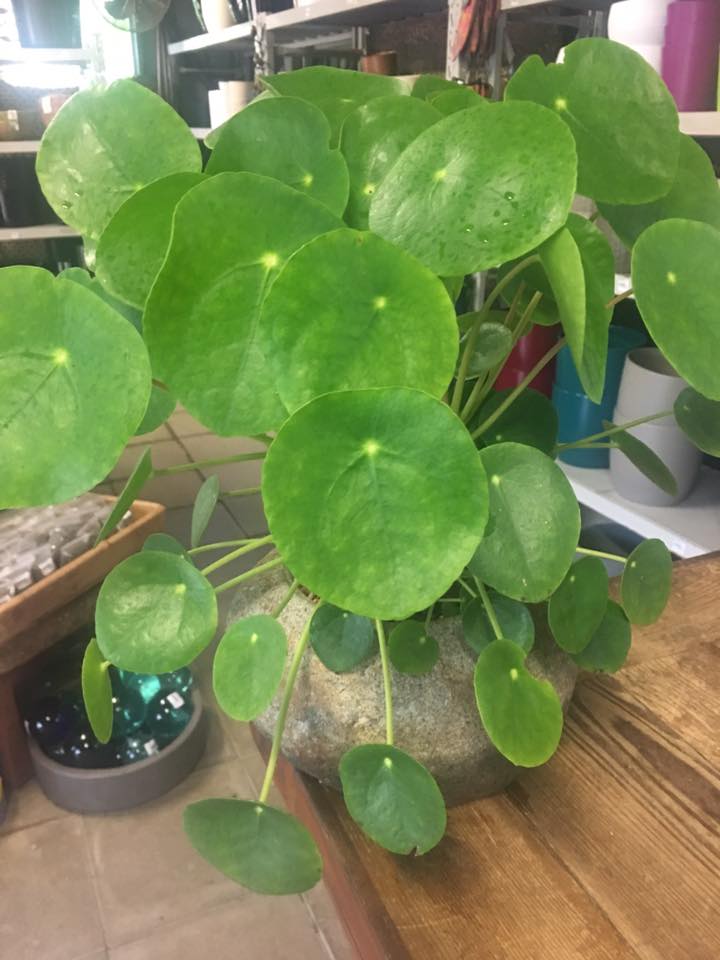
[
  {"left": 615, "top": 347, "right": 688, "bottom": 425},
  {"left": 219, "top": 80, "right": 255, "bottom": 113},
  {"left": 610, "top": 419, "right": 701, "bottom": 506},
  {"left": 201, "top": 0, "right": 235, "bottom": 33},
  {"left": 609, "top": 0, "right": 672, "bottom": 46}
]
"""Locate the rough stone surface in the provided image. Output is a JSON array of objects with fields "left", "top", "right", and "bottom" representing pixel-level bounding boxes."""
[{"left": 228, "top": 570, "right": 579, "bottom": 805}]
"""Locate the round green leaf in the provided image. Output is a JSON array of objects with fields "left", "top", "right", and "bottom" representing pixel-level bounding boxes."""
[
  {"left": 36, "top": 79, "right": 201, "bottom": 242},
  {"left": 388, "top": 621, "right": 439, "bottom": 675},
  {"left": 430, "top": 86, "right": 485, "bottom": 115},
  {"left": 621, "top": 539, "right": 672, "bottom": 626},
  {"left": 632, "top": 219, "right": 720, "bottom": 400},
  {"left": 599, "top": 135, "right": 720, "bottom": 248},
  {"left": 96, "top": 551, "right": 217, "bottom": 673},
  {"left": 572, "top": 600, "right": 631, "bottom": 672},
  {"left": 0, "top": 267, "right": 151, "bottom": 508},
  {"left": 548, "top": 557, "right": 609, "bottom": 653},
  {"left": 59, "top": 267, "right": 143, "bottom": 333},
  {"left": 135, "top": 383, "right": 176, "bottom": 436},
  {"left": 213, "top": 614, "right": 287, "bottom": 721},
  {"left": 143, "top": 172, "right": 341, "bottom": 436},
  {"left": 143, "top": 533, "right": 187, "bottom": 556},
  {"left": 309, "top": 604, "right": 377, "bottom": 673},
  {"left": 96, "top": 447, "right": 153, "bottom": 546},
  {"left": 604, "top": 419, "right": 678, "bottom": 496},
  {"left": 369, "top": 99, "right": 577, "bottom": 276},
  {"left": 259, "top": 228, "right": 458, "bottom": 412},
  {"left": 263, "top": 65, "right": 405, "bottom": 105},
  {"left": 674, "top": 387, "right": 720, "bottom": 456},
  {"left": 468, "top": 443, "right": 580, "bottom": 602},
  {"left": 339, "top": 744, "right": 446, "bottom": 854},
  {"left": 472, "top": 389, "right": 558, "bottom": 456},
  {"left": 184, "top": 799, "right": 322, "bottom": 894},
  {"left": 191, "top": 475, "right": 220, "bottom": 549},
  {"left": 412, "top": 74, "right": 459, "bottom": 100},
  {"left": 474, "top": 638, "right": 563, "bottom": 766},
  {"left": 462, "top": 321, "right": 513, "bottom": 377},
  {"left": 462, "top": 593, "right": 534, "bottom": 656},
  {"left": 95, "top": 172, "right": 205, "bottom": 308},
  {"left": 81, "top": 638, "right": 113, "bottom": 744},
  {"left": 506, "top": 39, "right": 679, "bottom": 203},
  {"left": 206, "top": 97, "right": 348, "bottom": 216},
  {"left": 340, "top": 95, "right": 440, "bottom": 229},
  {"left": 263, "top": 387, "right": 488, "bottom": 620}
]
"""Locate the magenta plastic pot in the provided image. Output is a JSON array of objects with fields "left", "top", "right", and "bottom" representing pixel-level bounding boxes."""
[{"left": 662, "top": 0, "right": 720, "bottom": 109}]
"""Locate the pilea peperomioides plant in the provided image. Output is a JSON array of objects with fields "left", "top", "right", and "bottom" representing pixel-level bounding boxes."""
[{"left": 3, "top": 38, "right": 720, "bottom": 893}]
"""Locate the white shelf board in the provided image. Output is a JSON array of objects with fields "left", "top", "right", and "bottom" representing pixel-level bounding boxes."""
[
  {"left": 559, "top": 462, "right": 720, "bottom": 559},
  {"left": 679, "top": 112, "right": 720, "bottom": 137},
  {"left": 0, "top": 139, "right": 40, "bottom": 154},
  {"left": 168, "top": 21, "right": 253, "bottom": 54},
  {"left": 0, "top": 224, "right": 79, "bottom": 242},
  {"left": 0, "top": 47, "right": 92, "bottom": 63}
]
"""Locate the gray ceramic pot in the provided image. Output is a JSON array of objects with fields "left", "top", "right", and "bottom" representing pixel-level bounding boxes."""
[
  {"left": 230, "top": 571, "right": 579, "bottom": 806},
  {"left": 615, "top": 347, "right": 687, "bottom": 423}
]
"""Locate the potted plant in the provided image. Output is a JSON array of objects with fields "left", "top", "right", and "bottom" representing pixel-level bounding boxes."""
[{"left": 2, "top": 38, "right": 719, "bottom": 896}]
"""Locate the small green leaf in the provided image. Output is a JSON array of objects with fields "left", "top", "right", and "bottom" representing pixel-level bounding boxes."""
[
  {"left": 412, "top": 75, "right": 460, "bottom": 100},
  {"left": 388, "top": 621, "right": 439, "bottom": 675},
  {"left": 462, "top": 593, "right": 534, "bottom": 656},
  {"left": 548, "top": 557, "right": 609, "bottom": 653},
  {"left": 339, "top": 744, "right": 446, "bottom": 854},
  {"left": 96, "top": 447, "right": 153, "bottom": 545},
  {"left": 96, "top": 551, "right": 217, "bottom": 673},
  {"left": 472, "top": 388, "right": 558, "bottom": 456},
  {"left": 184, "top": 799, "right": 322, "bottom": 895},
  {"left": 430, "top": 86, "right": 485, "bottom": 115},
  {"left": 310, "top": 604, "right": 376, "bottom": 673},
  {"left": 81, "top": 638, "right": 113, "bottom": 744},
  {"left": 213, "top": 615, "right": 287, "bottom": 721},
  {"left": 262, "top": 65, "right": 405, "bottom": 105},
  {"left": 143, "top": 533, "right": 187, "bottom": 556},
  {"left": 462, "top": 320, "right": 513, "bottom": 377},
  {"left": 621, "top": 539, "right": 672, "bottom": 626},
  {"left": 135, "top": 383, "right": 176, "bottom": 436},
  {"left": 674, "top": 387, "right": 720, "bottom": 455},
  {"left": 474, "top": 638, "right": 563, "bottom": 766},
  {"left": 572, "top": 600, "right": 631, "bottom": 672},
  {"left": 59, "top": 267, "right": 143, "bottom": 333},
  {"left": 604, "top": 420, "right": 678, "bottom": 496},
  {"left": 191, "top": 475, "right": 220, "bottom": 548}
]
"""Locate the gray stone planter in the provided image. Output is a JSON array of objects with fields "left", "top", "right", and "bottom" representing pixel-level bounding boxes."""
[{"left": 229, "top": 571, "right": 579, "bottom": 805}]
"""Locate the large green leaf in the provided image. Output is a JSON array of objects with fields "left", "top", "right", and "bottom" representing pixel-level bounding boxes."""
[
  {"left": 548, "top": 557, "right": 609, "bottom": 653},
  {"left": 469, "top": 443, "right": 580, "bottom": 602},
  {"left": 184, "top": 799, "right": 322, "bottom": 894},
  {"left": 262, "top": 65, "right": 405, "bottom": 104},
  {"left": 96, "top": 447, "right": 153, "bottom": 545},
  {"left": 674, "top": 387, "right": 720, "bottom": 455},
  {"left": 259, "top": 228, "right": 458, "bottom": 413},
  {"left": 412, "top": 75, "right": 459, "bottom": 100},
  {"left": 388, "top": 621, "right": 439, "bottom": 675},
  {"left": 143, "top": 172, "right": 341, "bottom": 436},
  {"left": 206, "top": 97, "right": 348, "bottom": 216},
  {"left": 213, "top": 615, "right": 287, "bottom": 721},
  {"left": 0, "top": 267, "right": 151, "bottom": 508},
  {"left": 309, "top": 604, "right": 377, "bottom": 673},
  {"left": 632, "top": 219, "right": 720, "bottom": 400},
  {"left": 263, "top": 388, "right": 488, "bottom": 620},
  {"left": 59, "top": 267, "right": 143, "bottom": 333},
  {"left": 621, "top": 539, "right": 672, "bottom": 626},
  {"left": 81, "top": 638, "right": 113, "bottom": 744},
  {"left": 340, "top": 95, "right": 440, "bottom": 229},
  {"left": 339, "top": 744, "right": 446, "bottom": 854},
  {"left": 36, "top": 79, "right": 201, "bottom": 242},
  {"left": 96, "top": 551, "right": 217, "bottom": 673},
  {"left": 95, "top": 173, "right": 205, "bottom": 308},
  {"left": 369, "top": 100, "right": 577, "bottom": 276},
  {"left": 605, "top": 420, "right": 678, "bottom": 496},
  {"left": 430, "top": 86, "right": 486, "bottom": 115},
  {"left": 462, "top": 592, "right": 534, "bottom": 656},
  {"left": 143, "top": 533, "right": 187, "bottom": 556},
  {"left": 505, "top": 38, "right": 679, "bottom": 203},
  {"left": 474, "top": 638, "right": 563, "bottom": 766},
  {"left": 572, "top": 600, "right": 631, "bottom": 672},
  {"left": 599, "top": 135, "right": 720, "bottom": 248},
  {"left": 471, "top": 389, "right": 558, "bottom": 456}
]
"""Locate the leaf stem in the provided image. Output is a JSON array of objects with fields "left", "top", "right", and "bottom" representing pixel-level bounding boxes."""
[
  {"left": 458, "top": 578, "right": 477, "bottom": 598},
  {"left": 187, "top": 538, "right": 252, "bottom": 556},
  {"left": 475, "top": 579, "right": 503, "bottom": 641},
  {"left": 606, "top": 288, "right": 634, "bottom": 309},
  {"left": 258, "top": 610, "right": 314, "bottom": 804},
  {"left": 376, "top": 619, "right": 394, "bottom": 746},
  {"left": 251, "top": 434, "right": 274, "bottom": 447},
  {"left": 224, "top": 485, "right": 262, "bottom": 497},
  {"left": 556, "top": 410, "right": 673, "bottom": 450},
  {"left": 214, "top": 555, "right": 283, "bottom": 595},
  {"left": 201, "top": 535, "right": 272, "bottom": 575},
  {"left": 272, "top": 578, "right": 299, "bottom": 618},
  {"left": 576, "top": 546, "right": 627, "bottom": 564},
  {"left": 154, "top": 452, "right": 266, "bottom": 476},
  {"left": 471, "top": 336, "right": 566, "bottom": 440}
]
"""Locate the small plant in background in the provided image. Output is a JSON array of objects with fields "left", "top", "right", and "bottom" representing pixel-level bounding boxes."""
[{"left": 2, "top": 38, "right": 720, "bottom": 893}]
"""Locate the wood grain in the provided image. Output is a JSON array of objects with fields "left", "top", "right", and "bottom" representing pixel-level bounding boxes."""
[{"left": 268, "top": 554, "right": 720, "bottom": 960}]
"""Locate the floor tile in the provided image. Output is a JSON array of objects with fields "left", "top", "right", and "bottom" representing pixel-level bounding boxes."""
[
  {"left": 109, "top": 893, "right": 333, "bottom": 960},
  {"left": 108, "top": 439, "right": 188, "bottom": 481},
  {"left": 0, "top": 816, "right": 105, "bottom": 960},
  {"left": 84, "top": 760, "right": 254, "bottom": 949},
  {"left": 303, "top": 884, "right": 355, "bottom": 960},
  {"left": 221, "top": 492, "right": 268, "bottom": 538},
  {"left": 126, "top": 424, "right": 172, "bottom": 446},
  {"left": 162, "top": 502, "right": 243, "bottom": 550},
  {"left": 139, "top": 471, "right": 204, "bottom": 509},
  {"left": 167, "top": 410, "right": 210, "bottom": 438},
  {"left": 0, "top": 777, "right": 69, "bottom": 835}
]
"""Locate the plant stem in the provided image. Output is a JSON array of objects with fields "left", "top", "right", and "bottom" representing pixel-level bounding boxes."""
[
  {"left": 471, "top": 336, "right": 566, "bottom": 440},
  {"left": 424, "top": 603, "right": 435, "bottom": 630},
  {"left": 458, "top": 578, "right": 477, "bottom": 598},
  {"left": 258, "top": 611, "right": 314, "bottom": 804},
  {"left": 252, "top": 434, "right": 274, "bottom": 447},
  {"left": 187, "top": 538, "right": 252, "bottom": 556},
  {"left": 475, "top": 579, "right": 503, "bottom": 641},
  {"left": 214, "top": 555, "right": 283, "bottom": 595},
  {"left": 375, "top": 619, "right": 394, "bottom": 746},
  {"left": 225, "top": 486, "right": 262, "bottom": 497},
  {"left": 576, "top": 546, "right": 627, "bottom": 564},
  {"left": 155, "top": 451, "right": 265, "bottom": 476},
  {"left": 272, "top": 578, "right": 299, "bottom": 618},
  {"left": 201, "top": 535, "right": 272, "bottom": 575},
  {"left": 606, "top": 288, "right": 634, "bottom": 309},
  {"left": 556, "top": 410, "right": 673, "bottom": 450},
  {"left": 559, "top": 441, "right": 617, "bottom": 451}
]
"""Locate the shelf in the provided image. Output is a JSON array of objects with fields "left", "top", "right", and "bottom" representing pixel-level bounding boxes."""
[
  {"left": 0, "top": 47, "right": 92, "bottom": 64},
  {"left": 559, "top": 462, "right": 720, "bottom": 559},
  {"left": 501, "top": 0, "right": 612, "bottom": 10},
  {"left": 167, "top": 21, "right": 252, "bottom": 55},
  {"left": 0, "top": 225, "right": 79, "bottom": 242},
  {"left": 679, "top": 112, "right": 720, "bottom": 138},
  {"left": 0, "top": 140, "right": 40, "bottom": 154}
]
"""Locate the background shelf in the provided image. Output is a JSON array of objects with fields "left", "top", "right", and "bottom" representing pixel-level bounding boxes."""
[{"left": 0, "top": 224, "right": 79, "bottom": 241}]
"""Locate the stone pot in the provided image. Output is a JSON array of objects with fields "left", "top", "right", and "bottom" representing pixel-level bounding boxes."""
[{"left": 229, "top": 571, "right": 579, "bottom": 805}]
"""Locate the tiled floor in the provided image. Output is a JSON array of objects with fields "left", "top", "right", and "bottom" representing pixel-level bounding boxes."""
[{"left": 0, "top": 408, "right": 353, "bottom": 960}]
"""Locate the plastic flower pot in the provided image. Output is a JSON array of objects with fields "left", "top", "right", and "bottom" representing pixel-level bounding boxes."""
[
  {"left": 615, "top": 346, "right": 688, "bottom": 423},
  {"left": 495, "top": 324, "right": 559, "bottom": 398},
  {"left": 609, "top": 418, "right": 702, "bottom": 505},
  {"left": 662, "top": 0, "right": 720, "bottom": 109}
]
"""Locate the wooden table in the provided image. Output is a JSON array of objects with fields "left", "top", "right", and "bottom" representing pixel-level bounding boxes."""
[{"left": 270, "top": 553, "right": 720, "bottom": 960}]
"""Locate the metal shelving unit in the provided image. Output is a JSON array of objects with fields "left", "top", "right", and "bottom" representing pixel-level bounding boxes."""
[
  {"left": 0, "top": 225, "right": 79, "bottom": 241},
  {"left": 0, "top": 47, "right": 92, "bottom": 63},
  {"left": 0, "top": 140, "right": 41, "bottom": 155},
  {"left": 679, "top": 112, "right": 720, "bottom": 138}
]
